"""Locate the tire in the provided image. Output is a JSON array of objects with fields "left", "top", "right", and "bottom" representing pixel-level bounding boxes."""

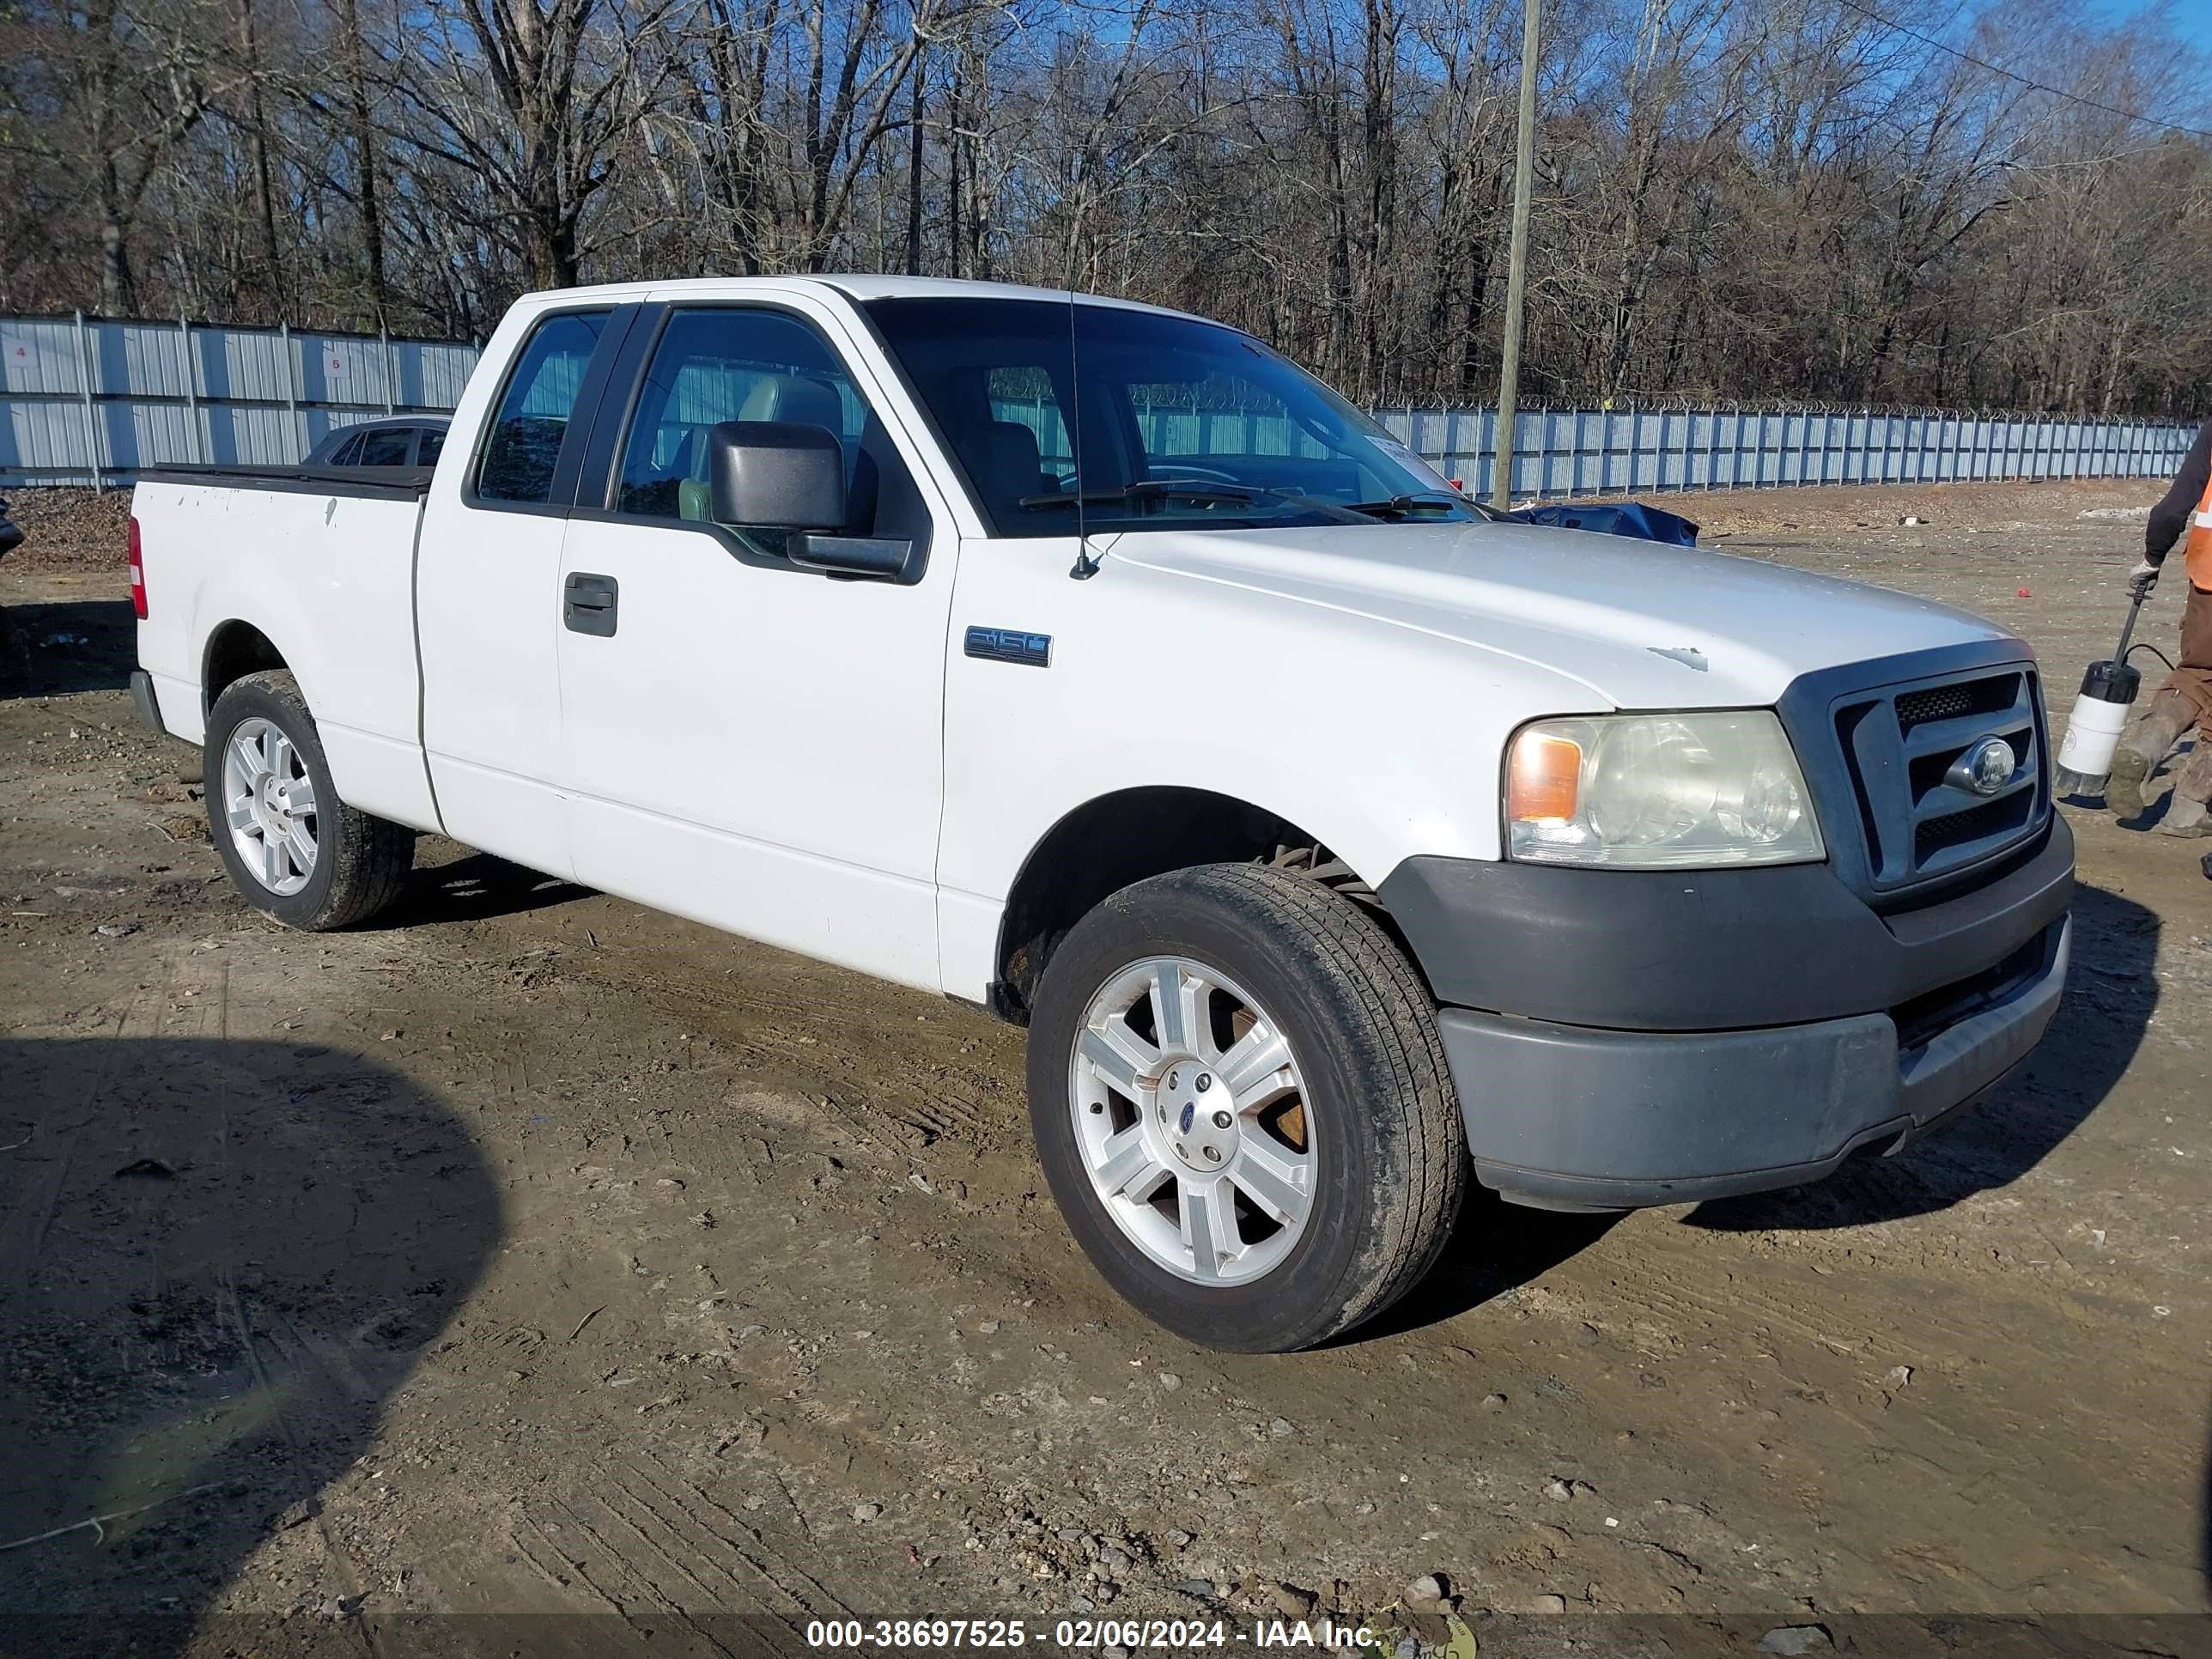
[
  {"left": 204, "top": 670, "right": 414, "bottom": 931},
  {"left": 1027, "top": 863, "right": 1467, "bottom": 1352}
]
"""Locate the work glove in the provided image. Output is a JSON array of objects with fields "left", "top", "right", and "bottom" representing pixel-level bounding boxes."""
[{"left": 2127, "top": 558, "right": 2160, "bottom": 600}]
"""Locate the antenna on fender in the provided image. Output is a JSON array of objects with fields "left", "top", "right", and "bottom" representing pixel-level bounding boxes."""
[{"left": 1067, "top": 290, "right": 1100, "bottom": 580}]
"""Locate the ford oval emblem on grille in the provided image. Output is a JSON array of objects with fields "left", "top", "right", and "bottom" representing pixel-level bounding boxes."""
[{"left": 1949, "top": 736, "right": 2017, "bottom": 797}]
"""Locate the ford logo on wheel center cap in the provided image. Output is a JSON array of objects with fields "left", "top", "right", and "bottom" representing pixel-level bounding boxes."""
[
  {"left": 1950, "top": 736, "right": 2017, "bottom": 797},
  {"left": 1178, "top": 1101, "right": 1195, "bottom": 1135}
]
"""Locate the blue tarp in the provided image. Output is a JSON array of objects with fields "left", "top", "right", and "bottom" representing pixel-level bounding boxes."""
[{"left": 1509, "top": 501, "right": 1700, "bottom": 546}]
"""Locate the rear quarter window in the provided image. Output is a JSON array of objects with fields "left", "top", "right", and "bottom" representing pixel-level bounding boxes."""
[{"left": 475, "top": 311, "right": 612, "bottom": 503}]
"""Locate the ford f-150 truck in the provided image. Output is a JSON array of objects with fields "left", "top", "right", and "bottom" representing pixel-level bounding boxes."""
[{"left": 131, "top": 276, "right": 2074, "bottom": 1352}]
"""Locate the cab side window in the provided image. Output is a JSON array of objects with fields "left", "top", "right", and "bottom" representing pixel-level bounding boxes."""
[
  {"left": 476, "top": 310, "right": 611, "bottom": 503},
  {"left": 613, "top": 308, "right": 870, "bottom": 526}
]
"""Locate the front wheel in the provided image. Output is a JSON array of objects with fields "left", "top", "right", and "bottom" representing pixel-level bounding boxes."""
[
  {"left": 204, "top": 670, "right": 415, "bottom": 931},
  {"left": 1027, "top": 864, "right": 1467, "bottom": 1352}
]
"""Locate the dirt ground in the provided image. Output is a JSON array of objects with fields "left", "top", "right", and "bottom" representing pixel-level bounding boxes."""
[{"left": 1, "top": 478, "right": 2207, "bottom": 1659}]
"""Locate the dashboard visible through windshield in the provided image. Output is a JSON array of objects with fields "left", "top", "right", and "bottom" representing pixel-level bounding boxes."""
[{"left": 861, "top": 295, "right": 1485, "bottom": 538}]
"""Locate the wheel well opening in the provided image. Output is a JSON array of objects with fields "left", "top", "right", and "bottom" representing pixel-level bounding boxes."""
[
  {"left": 990, "top": 787, "right": 1398, "bottom": 1024},
  {"left": 204, "top": 623, "right": 287, "bottom": 716}
]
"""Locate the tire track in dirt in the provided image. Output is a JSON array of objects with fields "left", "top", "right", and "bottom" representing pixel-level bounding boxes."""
[
  {"left": 1394, "top": 1219, "right": 2206, "bottom": 1610},
  {"left": 509, "top": 1449, "right": 859, "bottom": 1656},
  {"left": 614, "top": 1451, "right": 860, "bottom": 1620},
  {"left": 542, "top": 951, "right": 1024, "bottom": 1158},
  {"left": 510, "top": 1503, "right": 750, "bottom": 1656}
]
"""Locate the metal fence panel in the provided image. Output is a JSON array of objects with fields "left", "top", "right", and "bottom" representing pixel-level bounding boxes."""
[
  {"left": 2, "top": 311, "right": 2199, "bottom": 495},
  {"left": 0, "top": 313, "right": 483, "bottom": 487},
  {"left": 1369, "top": 402, "right": 2195, "bottom": 502},
  {"left": 0, "top": 318, "right": 87, "bottom": 398}
]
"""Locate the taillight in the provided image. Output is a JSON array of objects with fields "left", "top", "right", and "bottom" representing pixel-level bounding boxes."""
[{"left": 128, "top": 516, "right": 147, "bottom": 619}]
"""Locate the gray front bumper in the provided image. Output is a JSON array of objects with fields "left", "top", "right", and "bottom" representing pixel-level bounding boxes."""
[{"left": 1441, "top": 915, "right": 2070, "bottom": 1211}]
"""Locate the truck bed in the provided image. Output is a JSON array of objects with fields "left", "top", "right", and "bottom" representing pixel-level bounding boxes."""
[{"left": 132, "top": 470, "right": 438, "bottom": 833}]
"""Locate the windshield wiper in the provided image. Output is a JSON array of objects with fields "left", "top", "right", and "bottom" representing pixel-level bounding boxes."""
[
  {"left": 1018, "top": 479, "right": 1263, "bottom": 510},
  {"left": 1338, "top": 490, "right": 1469, "bottom": 520},
  {"left": 1023, "top": 480, "right": 1416, "bottom": 528}
]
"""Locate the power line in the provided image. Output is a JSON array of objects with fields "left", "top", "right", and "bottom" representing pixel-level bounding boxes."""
[{"left": 1829, "top": 0, "right": 2212, "bottom": 142}]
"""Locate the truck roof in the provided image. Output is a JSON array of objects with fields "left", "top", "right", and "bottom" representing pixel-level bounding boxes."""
[{"left": 506, "top": 274, "right": 1212, "bottom": 325}]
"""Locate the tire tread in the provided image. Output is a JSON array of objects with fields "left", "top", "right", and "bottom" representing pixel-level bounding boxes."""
[{"left": 1168, "top": 864, "right": 1464, "bottom": 1344}]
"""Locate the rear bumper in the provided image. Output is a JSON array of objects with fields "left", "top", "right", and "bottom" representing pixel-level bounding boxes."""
[{"left": 1382, "top": 819, "right": 2075, "bottom": 1211}]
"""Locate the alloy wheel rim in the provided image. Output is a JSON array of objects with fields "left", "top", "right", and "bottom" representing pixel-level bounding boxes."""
[
  {"left": 222, "top": 716, "right": 319, "bottom": 896},
  {"left": 1068, "top": 956, "right": 1315, "bottom": 1285}
]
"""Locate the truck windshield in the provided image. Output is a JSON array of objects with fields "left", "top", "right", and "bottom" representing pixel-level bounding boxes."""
[{"left": 862, "top": 296, "right": 1481, "bottom": 538}]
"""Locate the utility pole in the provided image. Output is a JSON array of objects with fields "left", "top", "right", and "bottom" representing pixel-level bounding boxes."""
[
  {"left": 1492, "top": 0, "right": 1540, "bottom": 511},
  {"left": 905, "top": 34, "right": 927, "bottom": 276}
]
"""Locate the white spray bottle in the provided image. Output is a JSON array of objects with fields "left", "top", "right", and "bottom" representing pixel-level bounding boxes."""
[{"left": 2053, "top": 591, "right": 2149, "bottom": 799}]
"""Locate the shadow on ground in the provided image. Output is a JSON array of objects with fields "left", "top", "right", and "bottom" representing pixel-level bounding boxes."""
[
  {"left": 1688, "top": 880, "right": 2154, "bottom": 1233},
  {"left": 0, "top": 1038, "right": 499, "bottom": 1654},
  {"left": 1344, "top": 1197, "right": 1621, "bottom": 1345},
  {"left": 0, "top": 599, "right": 137, "bottom": 699},
  {"left": 388, "top": 849, "right": 592, "bottom": 927}
]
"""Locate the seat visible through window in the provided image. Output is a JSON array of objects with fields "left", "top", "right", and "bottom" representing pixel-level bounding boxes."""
[{"left": 615, "top": 310, "right": 863, "bottom": 525}]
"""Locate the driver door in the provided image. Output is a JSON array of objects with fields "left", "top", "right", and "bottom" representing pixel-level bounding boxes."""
[{"left": 552, "top": 295, "right": 958, "bottom": 990}]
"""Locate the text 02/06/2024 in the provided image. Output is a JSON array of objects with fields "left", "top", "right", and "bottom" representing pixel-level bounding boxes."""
[{"left": 800, "top": 1619, "right": 1380, "bottom": 1650}]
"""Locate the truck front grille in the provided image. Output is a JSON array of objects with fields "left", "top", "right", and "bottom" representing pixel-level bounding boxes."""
[
  {"left": 1915, "top": 795, "right": 2034, "bottom": 862},
  {"left": 1826, "top": 665, "right": 2047, "bottom": 895},
  {"left": 1895, "top": 676, "right": 2019, "bottom": 733}
]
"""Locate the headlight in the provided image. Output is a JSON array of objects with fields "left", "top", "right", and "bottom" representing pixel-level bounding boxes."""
[{"left": 1505, "top": 711, "right": 1824, "bottom": 868}]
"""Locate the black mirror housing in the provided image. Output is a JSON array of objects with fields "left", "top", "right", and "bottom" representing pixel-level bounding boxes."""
[{"left": 707, "top": 421, "right": 847, "bottom": 532}]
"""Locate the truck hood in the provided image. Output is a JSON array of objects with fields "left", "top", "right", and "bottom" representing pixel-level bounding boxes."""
[{"left": 1103, "top": 518, "right": 2022, "bottom": 708}]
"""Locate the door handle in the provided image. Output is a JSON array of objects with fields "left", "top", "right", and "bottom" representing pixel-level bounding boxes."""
[{"left": 564, "top": 572, "right": 618, "bottom": 637}]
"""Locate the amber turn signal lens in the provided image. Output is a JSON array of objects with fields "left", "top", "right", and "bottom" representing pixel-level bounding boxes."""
[{"left": 1508, "top": 731, "right": 1583, "bottom": 822}]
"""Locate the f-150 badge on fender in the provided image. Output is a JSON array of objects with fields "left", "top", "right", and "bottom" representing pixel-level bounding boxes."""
[{"left": 964, "top": 626, "right": 1052, "bottom": 667}]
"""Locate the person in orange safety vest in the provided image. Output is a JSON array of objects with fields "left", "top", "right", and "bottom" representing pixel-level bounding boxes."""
[{"left": 2108, "top": 415, "right": 2212, "bottom": 836}]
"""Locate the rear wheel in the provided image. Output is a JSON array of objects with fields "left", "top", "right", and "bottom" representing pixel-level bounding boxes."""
[
  {"left": 204, "top": 671, "right": 414, "bottom": 931},
  {"left": 1027, "top": 864, "right": 1466, "bottom": 1352}
]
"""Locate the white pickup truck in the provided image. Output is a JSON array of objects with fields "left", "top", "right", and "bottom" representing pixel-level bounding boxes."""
[{"left": 131, "top": 276, "right": 2073, "bottom": 1351}]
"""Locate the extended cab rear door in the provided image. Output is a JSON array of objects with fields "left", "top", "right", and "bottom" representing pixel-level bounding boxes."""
[
  {"left": 549, "top": 289, "right": 962, "bottom": 990},
  {"left": 415, "top": 301, "right": 637, "bottom": 879}
]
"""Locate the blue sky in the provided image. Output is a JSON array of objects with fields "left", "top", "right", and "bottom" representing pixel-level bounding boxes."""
[{"left": 2094, "top": 0, "right": 2212, "bottom": 51}]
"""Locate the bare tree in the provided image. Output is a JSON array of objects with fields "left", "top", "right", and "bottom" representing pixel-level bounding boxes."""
[{"left": 4, "top": 0, "right": 2208, "bottom": 416}]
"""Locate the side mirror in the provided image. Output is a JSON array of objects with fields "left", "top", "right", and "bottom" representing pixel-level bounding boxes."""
[{"left": 707, "top": 421, "right": 847, "bottom": 532}]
